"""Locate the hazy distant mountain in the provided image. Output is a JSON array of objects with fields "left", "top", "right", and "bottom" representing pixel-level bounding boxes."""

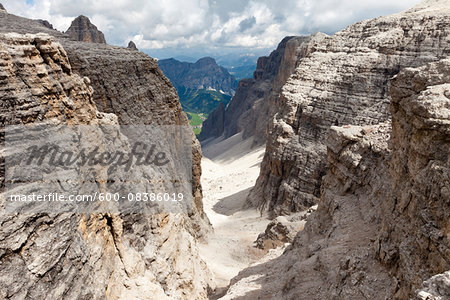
[
  {"left": 215, "top": 53, "right": 259, "bottom": 68},
  {"left": 159, "top": 57, "right": 237, "bottom": 116},
  {"left": 148, "top": 48, "right": 265, "bottom": 81},
  {"left": 173, "top": 55, "right": 198, "bottom": 63},
  {"left": 159, "top": 57, "right": 237, "bottom": 95},
  {"left": 177, "top": 87, "right": 232, "bottom": 114},
  {"left": 215, "top": 53, "right": 259, "bottom": 80},
  {"left": 170, "top": 55, "right": 257, "bottom": 80},
  {"left": 227, "top": 64, "right": 256, "bottom": 80}
]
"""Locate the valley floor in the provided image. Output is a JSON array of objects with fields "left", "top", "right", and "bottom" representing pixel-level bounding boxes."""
[{"left": 198, "top": 134, "right": 271, "bottom": 294}]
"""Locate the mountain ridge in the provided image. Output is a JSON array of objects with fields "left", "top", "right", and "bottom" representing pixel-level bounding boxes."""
[{"left": 159, "top": 56, "right": 237, "bottom": 97}]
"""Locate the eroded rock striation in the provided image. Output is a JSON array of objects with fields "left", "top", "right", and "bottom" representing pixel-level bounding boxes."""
[
  {"left": 248, "top": 0, "right": 450, "bottom": 215},
  {"left": 0, "top": 11, "right": 213, "bottom": 300},
  {"left": 221, "top": 56, "right": 450, "bottom": 300},
  {"left": 65, "top": 15, "right": 107, "bottom": 44},
  {"left": 61, "top": 40, "right": 208, "bottom": 228},
  {"left": 0, "top": 33, "right": 99, "bottom": 126},
  {"left": 377, "top": 57, "right": 450, "bottom": 299}
]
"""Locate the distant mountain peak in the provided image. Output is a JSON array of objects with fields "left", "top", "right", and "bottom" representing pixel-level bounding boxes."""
[
  {"left": 159, "top": 57, "right": 237, "bottom": 96},
  {"left": 158, "top": 57, "right": 237, "bottom": 117},
  {"left": 65, "top": 15, "right": 106, "bottom": 44},
  {"left": 195, "top": 57, "right": 216, "bottom": 66},
  {"left": 127, "top": 41, "right": 138, "bottom": 51}
]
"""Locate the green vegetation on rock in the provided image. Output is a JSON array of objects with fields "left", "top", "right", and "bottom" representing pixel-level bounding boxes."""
[
  {"left": 178, "top": 87, "right": 231, "bottom": 114},
  {"left": 186, "top": 112, "right": 208, "bottom": 136}
]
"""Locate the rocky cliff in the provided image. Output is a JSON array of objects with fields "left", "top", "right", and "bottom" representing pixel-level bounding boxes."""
[
  {"left": 61, "top": 40, "right": 207, "bottom": 223},
  {"left": 199, "top": 36, "right": 310, "bottom": 143},
  {"left": 0, "top": 11, "right": 213, "bottom": 300},
  {"left": 377, "top": 57, "right": 450, "bottom": 299},
  {"left": 222, "top": 57, "right": 449, "bottom": 300},
  {"left": 65, "top": 15, "right": 106, "bottom": 44},
  {"left": 248, "top": 0, "right": 450, "bottom": 215},
  {"left": 240, "top": 35, "right": 314, "bottom": 145}
]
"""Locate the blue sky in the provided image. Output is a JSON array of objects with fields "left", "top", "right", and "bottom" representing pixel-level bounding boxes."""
[{"left": 2, "top": 0, "right": 421, "bottom": 60}]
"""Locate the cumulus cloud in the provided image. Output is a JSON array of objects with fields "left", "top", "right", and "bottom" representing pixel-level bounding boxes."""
[{"left": 2, "top": 0, "right": 420, "bottom": 53}]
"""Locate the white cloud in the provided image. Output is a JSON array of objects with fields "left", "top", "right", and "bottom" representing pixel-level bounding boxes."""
[{"left": 1, "top": 0, "right": 421, "bottom": 53}]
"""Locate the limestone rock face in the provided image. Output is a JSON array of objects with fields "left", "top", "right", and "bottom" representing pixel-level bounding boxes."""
[
  {"left": 65, "top": 15, "right": 106, "bottom": 44},
  {"left": 223, "top": 123, "right": 394, "bottom": 299},
  {"left": 248, "top": 0, "right": 450, "bottom": 215},
  {"left": 0, "top": 5, "right": 208, "bottom": 233},
  {"left": 0, "top": 33, "right": 98, "bottom": 125},
  {"left": 0, "top": 11, "right": 214, "bottom": 300},
  {"left": 240, "top": 35, "right": 314, "bottom": 145},
  {"left": 1, "top": 8, "right": 208, "bottom": 227},
  {"left": 221, "top": 57, "right": 450, "bottom": 300},
  {"left": 376, "top": 58, "right": 450, "bottom": 299},
  {"left": 415, "top": 271, "right": 450, "bottom": 300},
  {"left": 200, "top": 36, "right": 310, "bottom": 143},
  {"left": 62, "top": 42, "right": 185, "bottom": 125},
  {"left": 60, "top": 41, "right": 207, "bottom": 223}
]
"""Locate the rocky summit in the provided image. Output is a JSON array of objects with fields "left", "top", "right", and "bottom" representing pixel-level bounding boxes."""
[
  {"left": 65, "top": 15, "right": 107, "bottom": 44},
  {"left": 36, "top": 19, "right": 55, "bottom": 30}
]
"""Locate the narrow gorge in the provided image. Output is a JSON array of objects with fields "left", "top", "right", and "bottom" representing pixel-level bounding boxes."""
[
  {"left": 0, "top": 0, "right": 449, "bottom": 299},
  {"left": 201, "top": 0, "right": 450, "bottom": 298}
]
